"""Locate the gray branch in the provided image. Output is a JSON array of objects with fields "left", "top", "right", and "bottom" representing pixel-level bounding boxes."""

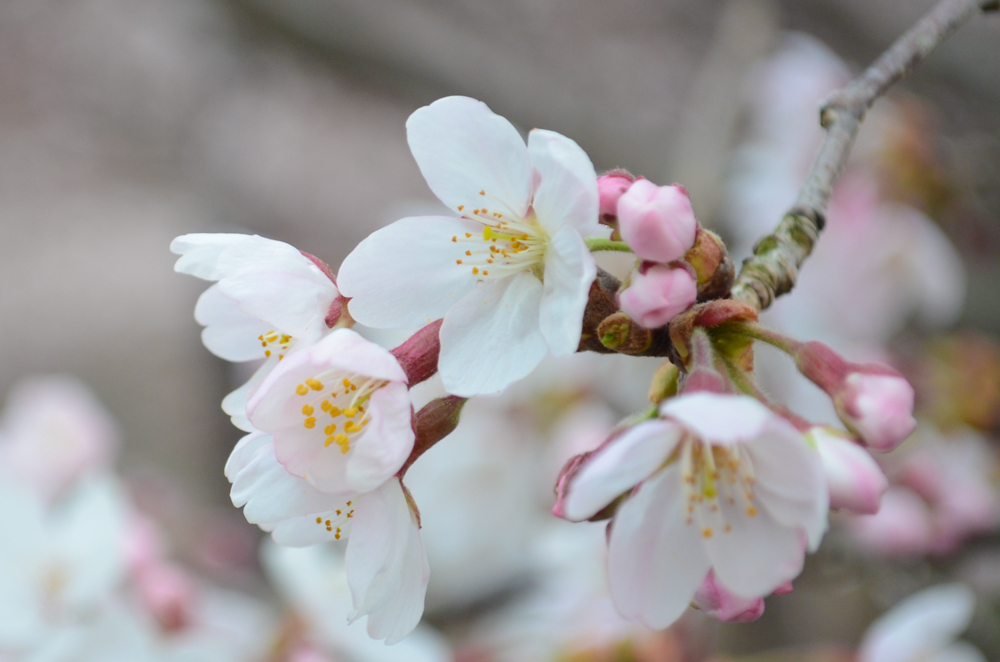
[{"left": 730, "top": 0, "right": 996, "bottom": 311}]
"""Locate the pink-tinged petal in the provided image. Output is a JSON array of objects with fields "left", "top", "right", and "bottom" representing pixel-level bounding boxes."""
[
  {"left": 705, "top": 494, "right": 805, "bottom": 599},
  {"left": 692, "top": 571, "right": 765, "bottom": 623},
  {"left": 618, "top": 264, "right": 697, "bottom": 329},
  {"left": 219, "top": 270, "right": 337, "bottom": 342},
  {"left": 527, "top": 128, "right": 600, "bottom": 237},
  {"left": 338, "top": 215, "right": 481, "bottom": 329},
  {"left": 811, "top": 428, "right": 887, "bottom": 515},
  {"left": 194, "top": 285, "right": 274, "bottom": 361},
  {"left": 406, "top": 96, "right": 532, "bottom": 219},
  {"left": 346, "top": 479, "right": 429, "bottom": 645},
  {"left": 746, "top": 419, "right": 829, "bottom": 551},
  {"left": 561, "top": 420, "right": 682, "bottom": 522},
  {"left": 439, "top": 272, "right": 548, "bottom": 396},
  {"left": 539, "top": 225, "right": 596, "bottom": 355},
  {"left": 224, "top": 431, "right": 272, "bottom": 482},
  {"left": 841, "top": 373, "right": 917, "bottom": 452},
  {"left": 170, "top": 233, "right": 253, "bottom": 280},
  {"left": 214, "top": 234, "right": 329, "bottom": 281},
  {"left": 848, "top": 487, "right": 933, "bottom": 557},
  {"left": 617, "top": 181, "right": 698, "bottom": 263},
  {"left": 270, "top": 511, "right": 352, "bottom": 547},
  {"left": 223, "top": 357, "right": 279, "bottom": 433},
  {"left": 660, "top": 393, "right": 772, "bottom": 445},
  {"left": 858, "top": 584, "right": 976, "bottom": 662},
  {"left": 230, "top": 440, "right": 349, "bottom": 524},
  {"left": 608, "top": 464, "right": 711, "bottom": 629}
]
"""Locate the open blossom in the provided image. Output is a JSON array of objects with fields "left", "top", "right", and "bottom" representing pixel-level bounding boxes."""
[
  {"left": 171, "top": 233, "right": 341, "bottom": 430},
  {"left": 338, "top": 96, "right": 608, "bottom": 396},
  {"left": 691, "top": 571, "right": 765, "bottom": 623},
  {"left": 246, "top": 328, "right": 414, "bottom": 495},
  {"left": 226, "top": 433, "right": 428, "bottom": 644},
  {"left": 554, "top": 392, "right": 827, "bottom": 629}
]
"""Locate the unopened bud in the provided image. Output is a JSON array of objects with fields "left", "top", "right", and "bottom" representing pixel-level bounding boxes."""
[
  {"left": 683, "top": 229, "right": 734, "bottom": 301},
  {"left": 390, "top": 319, "right": 443, "bottom": 386},
  {"left": 597, "top": 312, "right": 653, "bottom": 354},
  {"left": 679, "top": 328, "right": 729, "bottom": 394},
  {"left": 808, "top": 427, "right": 887, "bottom": 514},
  {"left": 618, "top": 263, "right": 697, "bottom": 329},
  {"left": 617, "top": 180, "right": 698, "bottom": 263},
  {"left": 795, "top": 342, "right": 917, "bottom": 452},
  {"left": 648, "top": 361, "right": 680, "bottom": 403},
  {"left": 135, "top": 563, "right": 197, "bottom": 633},
  {"left": 692, "top": 571, "right": 765, "bottom": 623},
  {"left": 399, "top": 395, "right": 466, "bottom": 476},
  {"left": 597, "top": 170, "right": 636, "bottom": 225}
]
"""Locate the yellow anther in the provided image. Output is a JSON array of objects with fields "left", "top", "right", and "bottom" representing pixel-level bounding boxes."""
[
  {"left": 702, "top": 528, "right": 714, "bottom": 538},
  {"left": 458, "top": 205, "right": 464, "bottom": 211},
  {"left": 303, "top": 417, "right": 317, "bottom": 429},
  {"left": 472, "top": 267, "right": 479, "bottom": 275},
  {"left": 324, "top": 424, "right": 337, "bottom": 435},
  {"left": 295, "top": 384, "right": 309, "bottom": 396},
  {"left": 265, "top": 350, "right": 271, "bottom": 357},
  {"left": 746, "top": 506, "right": 758, "bottom": 517},
  {"left": 335, "top": 510, "right": 342, "bottom": 515},
  {"left": 306, "top": 378, "right": 324, "bottom": 391},
  {"left": 344, "top": 420, "right": 363, "bottom": 433},
  {"left": 343, "top": 407, "right": 358, "bottom": 418},
  {"left": 335, "top": 532, "right": 340, "bottom": 539},
  {"left": 302, "top": 404, "right": 315, "bottom": 416},
  {"left": 342, "top": 378, "right": 352, "bottom": 388},
  {"left": 725, "top": 524, "right": 733, "bottom": 532},
  {"left": 328, "top": 406, "right": 342, "bottom": 417},
  {"left": 333, "top": 434, "right": 350, "bottom": 454},
  {"left": 320, "top": 400, "right": 331, "bottom": 412},
  {"left": 280, "top": 334, "right": 291, "bottom": 344},
  {"left": 316, "top": 516, "right": 322, "bottom": 523}
]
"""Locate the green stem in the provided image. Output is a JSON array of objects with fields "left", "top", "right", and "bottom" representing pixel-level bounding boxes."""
[
  {"left": 585, "top": 238, "right": 633, "bottom": 253},
  {"left": 723, "top": 322, "right": 801, "bottom": 355}
]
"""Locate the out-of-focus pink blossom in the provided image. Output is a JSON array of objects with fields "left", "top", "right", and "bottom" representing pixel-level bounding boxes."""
[
  {"left": 840, "top": 373, "right": 917, "bottom": 453},
  {"left": 597, "top": 171, "right": 635, "bottom": 223},
  {"left": 134, "top": 562, "right": 199, "bottom": 633},
  {"left": 691, "top": 571, "right": 765, "bottom": 623},
  {"left": 847, "top": 487, "right": 933, "bottom": 557},
  {"left": 617, "top": 180, "right": 698, "bottom": 263},
  {"left": 618, "top": 264, "right": 697, "bottom": 329},
  {"left": 809, "top": 427, "right": 888, "bottom": 514}
]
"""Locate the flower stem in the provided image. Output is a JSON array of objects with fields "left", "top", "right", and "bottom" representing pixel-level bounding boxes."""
[
  {"left": 585, "top": 238, "right": 633, "bottom": 253},
  {"left": 723, "top": 322, "right": 801, "bottom": 355}
]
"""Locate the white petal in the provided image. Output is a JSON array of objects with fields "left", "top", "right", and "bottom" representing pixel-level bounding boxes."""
[
  {"left": 747, "top": 419, "right": 829, "bottom": 550},
  {"left": 338, "top": 216, "right": 481, "bottom": 329},
  {"left": 346, "top": 479, "right": 429, "bottom": 644},
  {"left": 562, "top": 420, "right": 682, "bottom": 521},
  {"left": 539, "top": 225, "right": 595, "bottom": 355},
  {"left": 608, "top": 464, "right": 711, "bottom": 629},
  {"left": 705, "top": 493, "right": 805, "bottom": 598},
  {"left": 170, "top": 233, "right": 252, "bottom": 280},
  {"left": 344, "top": 381, "right": 414, "bottom": 493},
  {"left": 194, "top": 285, "right": 273, "bottom": 362},
  {"left": 406, "top": 96, "right": 532, "bottom": 219},
  {"left": 859, "top": 584, "right": 976, "bottom": 662},
  {"left": 224, "top": 431, "right": 272, "bottom": 482},
  {"left": 230, "top": 441, "right": 346, "bottom": 524},
  {"left": 933, "top": 642, "right": 987, "bottom": 662},
  {"left": 661, "top": 393, "right": 773, "bottom": 445},
  {"left": 439, "top": 273, "right": 548, "bottom": 396},
  {"left": 527, "top": 128, "right": 600, "bottom": 237},
  {"left": 215, "top": 233, "right": 329, "bottom": 282},
  {"left": 219, "top": 269, "right": 337, "bottom": 342},
  {"left": 271, "top": 511, "right": 351, "bottom": 547},
  {"left": 223, "top": 358, "right": 278, "bottom": 432}
]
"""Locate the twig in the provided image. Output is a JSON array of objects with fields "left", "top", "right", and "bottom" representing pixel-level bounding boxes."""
[{"left": 730, "top": 0, "right": 996, "bottom": 311}]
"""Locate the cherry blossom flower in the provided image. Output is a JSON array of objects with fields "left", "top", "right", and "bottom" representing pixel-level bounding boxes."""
[
  {"left": 246, "top": 328, "right": 414, "bottom": 494},
  {"left": 171, "top": 233, "right": 341, "bottom": 430},
  {"left": 338, "top": 96, "right": 608, "bottom": 396},
  {"left": 858, "top": 583, "right": 984, "bottom": 662},
  {"left": 226, "top": 433, "right": 428, "bottom": 644},
  {"left": 555, "top": 392, "right": 827, "bottom": 629}
]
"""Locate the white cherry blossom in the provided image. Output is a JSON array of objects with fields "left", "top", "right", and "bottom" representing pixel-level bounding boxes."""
[
  {"left": 556, "top": 392, "right": 827, "bottom": 629},
  {"left": 338, "top": 96, "right": 607, "bottom": 396},
  {"left": 171, "top": 233, "right": 341, "bottom": 430}
]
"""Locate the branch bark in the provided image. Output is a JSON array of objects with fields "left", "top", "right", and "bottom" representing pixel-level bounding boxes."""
[{"left": 730, "top": 0, "right": 996, "bottom": 311}]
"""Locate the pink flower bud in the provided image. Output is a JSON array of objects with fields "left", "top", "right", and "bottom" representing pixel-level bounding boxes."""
[
  {"left": 809, "top": 427, "right": 888, "bottom": 514},
  {"left": 135, "top": 562, "right": 198, "bottom": 632},
  {"left": 597, "top": 171, "right": 635, "bottom": 223},
  {"left": 618, "top": 264, "right": 697, "bottom": 329},
  {"left": 617, "top": 180, "right": 698, "bottom": 262},
  {"left": 795, "top": 342, "right": 917, "bottom": 452},
  {"left": 692, "top": 571, "right": 765, "bottom": 623}
]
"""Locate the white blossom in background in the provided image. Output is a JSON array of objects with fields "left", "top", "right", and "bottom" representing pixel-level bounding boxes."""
[
  {"left": 171, "top": 233, "right": 341, "bottom": 430},
  {"left": 339, "top": 95, "right": 609, "bottom": 397},
  {"left": 858, "top": 583, "right": 984, "bottom": 662},
  {"left": 556, "top": 392, "right": 827, "bottom": 629}
]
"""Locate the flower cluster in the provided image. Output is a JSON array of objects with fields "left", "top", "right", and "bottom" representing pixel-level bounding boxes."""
[{"left": 173, "top": 95, "right": 921, "bottom": 642}]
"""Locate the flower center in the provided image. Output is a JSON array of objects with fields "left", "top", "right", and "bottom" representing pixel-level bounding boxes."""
[
  {"left": 450, "top": 198, "right": 548, "bottom": 281},
  {"left": 258, "top": 330, "right": 294, "bottom": 360},
  {"left": 680, "top": 439, "right": 758, "bottom": 539},
  {"left": 293, "top": 373, "right": 387, "bottom": 455},
  {"left": 312, "top": 498, "right": 355, "bottom": 540}
]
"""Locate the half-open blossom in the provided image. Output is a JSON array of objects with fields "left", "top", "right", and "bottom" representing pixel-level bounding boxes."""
[
  {"left": 616, "top": 180, "right": 698, "bottom": 263},
  {"left": 618, "top": 263, "right": 698, "bottom": 329},
  {"left": 555, "top": 392, "right": 827, "bottom": 629},
  {"left": 171, "top": 233, "right": 341, "bottom": 430},
  {"left": 809, "top": 427, "right": 887, "bottom": 514},
  {"left": 858, "top": 583, "right": 983, "bottom": 662},
  {"left": 246, "top": 329, "right": 413, "bottom": 495},
  {"left": 338, "top": 96, "right": 608, "bottom": 396},
  {"left": 226, "top": 433, "right": 428, "bottom": 644}
]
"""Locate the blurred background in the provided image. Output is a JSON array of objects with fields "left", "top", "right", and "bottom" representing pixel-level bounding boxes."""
[{"left": 1, "top": 0, "right": 999, "bottom": 660}]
